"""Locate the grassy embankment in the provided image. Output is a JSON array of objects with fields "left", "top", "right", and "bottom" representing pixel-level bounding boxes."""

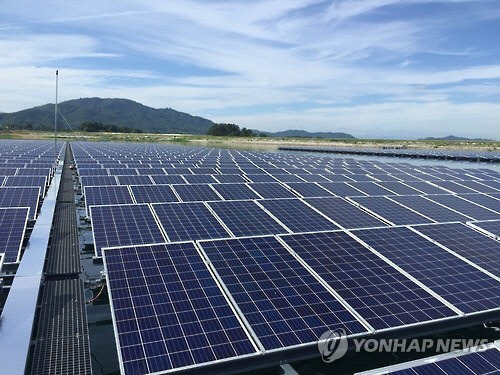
[{"left": 0, "top": 130, "right": 498, "bottom": 152}]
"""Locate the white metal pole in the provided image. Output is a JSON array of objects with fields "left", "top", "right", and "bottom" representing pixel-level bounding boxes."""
[{"left": 55, "top": 70, "right": 58, "bottom": 164}]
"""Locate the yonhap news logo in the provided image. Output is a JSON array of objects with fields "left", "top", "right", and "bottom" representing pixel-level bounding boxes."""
[{"left": 317, "top": 329, "right": 348, "bottom": 362}]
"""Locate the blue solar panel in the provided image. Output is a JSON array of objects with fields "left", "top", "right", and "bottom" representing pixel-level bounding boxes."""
[
  {"left": 367, "top": 347, "right": 500, "bottom": 375},
  {"left": 459, "top": 194, "right": 500, "bottom": 212},
  {"left": 78, "top": 168, "right": 109, "bottom": 177},
  {"left": 455, "top": 180, "right": 499, "bottom": 193},
  {"left": 258, "top": 199, "right": 340, "bottom": 232},
  {"left": 91, "top": 204, "right": 166, "bottom": 257},
  {"left": 249, "top": 183, "right": 296, "bottom": 199},
  {"left": 182, "top": 175, "right": 217, "bottom": 184},
  {"left": 298, "top": 174, "right": 331, "bottom": 183},
  {"left": 412, "top": 223, "right": 500, "bottom": 277},
  {"left": 84, "top": 186, "right": 134, "bottom": 215},
  {"left": 349, "top": 196, "right": 432, "bottom": 225},
  {"left": 244, "top": 174, "right": 277, "bottom": 183},
  {"left": 198, "top": 236, "right": 367, "bottom": 350},
  {"left": 116, "top": 175, "right": 154, "bottom": 185},
  {"left": 353, "top": 226, "right": 500, "bottom": 314},
  {"left": 173, "top": 184, "right": 222, "bottom": 202},
  {"left": 402, "top": 181, "right": 448, "bottom": 194},
  {"left": 207, "top": 200, "right": 288, "bottom": 237},
  {"left": 151, "top": 175, "right": 186, "bottom": 185},
  {"left": 375, "top": 182, "right": 423, "bottom": 195},
  {"left": 426, "top": 194, "right": 500, "bottom": 220},
  {"left": 80, "top": 176, "right": 118, "bottom": 188},
  {"left": 347, "top": 182, "right": 395, "bottom": 196},
  {"left": 0, "top": 207, "right": 29, "bottom": 263},
  {"left": 109, "top": 168, "right": 138, "bottom": 176},
  {"left": 272, "top": 174, "right": 305, "bottom": 183},
  {"left": 469, "top": 220, "right": 500, "bottom": 237},
  {"left": 280, "top": 231, "right": 457, "bottom": 330},
  {"left": 129, "top": 185, "right": 179, "bottom": 204},
  {"left": 305, "top": 197, "right": 387, "bottom": 229},
  {"left": 285, "top": 182, "right": 334, "bottom": 198},
  {"left": 0, "top": 187, "right": 40, "bottom": 219},
  {"left": 152, "top": 202, "right": 230, "bottom": 242},
  {"left": 4, "top": 176, "right": 47, "bottom": 196},
  {"left": 389, "top": 195, "right": 469, "bottom": 222},
  {"left": 211, "top": 184, "right": 261, "bottom": 200},
  {"left": 103, "top": 242, "right": 258, "bottom": 375},
  {"left": 319, "top": 182, "right": 367, "bottom": 197},
  {"left": 431, "top": 181, "right": 477, "bottom": 194},
  {"left": 213, "top": 175, "right": 247, "bottom": 183}
]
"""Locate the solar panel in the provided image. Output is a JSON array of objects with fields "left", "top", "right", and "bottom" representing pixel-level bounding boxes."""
[
  {"left": 305, "top": 197, "right": 387, "bottom": 229},
  {"left": 320, "top": 174, "right": 354, "bottom": 182},
  {"left": 389, "top": 195, "right": 469, "bottom": 222},
  {"left": 152, "top": 202, "right": 231, "bottom": 242},
  {"left": 375, "top": 182, "right": 423, "bottom": 195},
  {"left": 116, "top": 175, "right": 153, "bottom": 185},
  {"left": 430, "top": 181, "right": 478, "bottom": 194},
  {"left": 0, "top": 207, "right": 29, "bottom": 263},
  {"left": 285, "top": 182, "right": 334, "bottom": 198},
  {"left": 197, "top": 236, "right": 368, "bottom": 350},
  {"left": 272, "top": 174, "right": 305, "bottom": 183},
  {"left": 151, "top": 175, "right": 186, "bottom": 185},
  {"left": 280, "top": 231, "right": 457, "bottom": 330},
  {"left": 211, "top": 184, "right": 261, "bottom": 200},
  {"left": 258, "top": 198, "right": 340, "bottom": 232},
  {"left": 207, "top": 200, "right": 288, "bottom": 237},
  {"left": 164, "top": 167, "right": 192, "bottom": 175},
  {"left": 412, "top": 223, "right": 500, "bottom": 277},
  {"left": 356, "top": 346, "right": 500, "bottom": 375},
  {"left": 244, "top": 174, "right": 277, "bottom": 183},
  {"left": 319, "top": 182, "right": 367, "bottom": 197},
  {"left": 349, "top": 196, "right": 432, "bottom": 225},
  {"left": 469, "top": 220, "right": 500, "bottom": 238},
  {"left": 347, "top": 174, "right": 375, "bottom": 182},
  {"left": 103, "top": 242, "right": 258, "bottom": 375},
  {"left": 249, "top": 183, "right": 296, "bottom": 199},
  {"left": 5, "top": 176, "right": 47, "bottom": 196},
  {"left": 458, "top": 193, "right": 500, "bottom": 212},
  {"left": 78, "top": 168, "right": 109, "bottom": 177},
  {"left": 454, "top": 180, "right": 499, "bottom": 193},
  {"left": 182, "top": 175, "right": 217, "bottom": 184},
  {"left": 80, "top": 176, "right": 117, "bottom": 188},
  {"left": 108, "top": 168, "right": 138, "bottom": 176},
  {"left": 173, "top": 184, "right": 222, "bottom": 202},
  {"left": 352, "top": 226, "right": 500, "bottom": 314},
  {"left": 84, "top": 186, "right": 134, "bottom": 215},
  {"left": 129, "top": 185, "right": 179, "bottom": 204},
  {"left": 17, "top": 168, "right": 50, "bottom": 176},
  {"left": 298, "top": 174, "right": 331, "bottom": 183},
  {"left": 0, "top": 168, "right": 18, "bottom": 176},
  {"left": 347, "top": 182, "right": 395, "bottom": 196},
  {"left": 0, "top": 187, "right": 40, "bottom": 220},
  {"left": 136, "top": 168, "right": 166, "bottom": 176},
  {"left": 213, "top": 175, "right": 247, "bottom": 183},
  {"left": 90, "top": 204, "right": 166, "bottom": 257},
  {"left": 426, "top": 194, "right": 500, "bottom": 220}
]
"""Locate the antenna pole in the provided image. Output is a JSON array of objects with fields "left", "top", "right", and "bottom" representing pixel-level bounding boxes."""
[{"left": 55, "top": 70, "right": 58, "bottom": 163}]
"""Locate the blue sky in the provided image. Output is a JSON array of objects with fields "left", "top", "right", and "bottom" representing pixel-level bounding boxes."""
[{"left": 1, "top": 0, "right": 499, "bottom": 139}]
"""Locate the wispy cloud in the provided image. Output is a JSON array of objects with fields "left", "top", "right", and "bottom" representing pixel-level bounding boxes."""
[{"left": 1, "top": 0, "right": 499, "bottom": 138}]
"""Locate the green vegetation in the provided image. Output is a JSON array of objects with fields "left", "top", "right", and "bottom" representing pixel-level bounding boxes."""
[
  {"left": 79, "top": 121, "right": 143, "bottom": 133},
  {"left": 207, "top": 123, "right": 254, "bottom": 137}
]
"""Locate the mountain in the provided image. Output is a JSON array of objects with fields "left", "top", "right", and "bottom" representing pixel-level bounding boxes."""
[
  {"left": 419, "top": 135, "right": 494, "bottom": 141},
  {"left": 0, "top": 98, "right": 214, "bottom": 134},
  {"left": 262, "top": 129, "right": 356, "bottom": 139}
]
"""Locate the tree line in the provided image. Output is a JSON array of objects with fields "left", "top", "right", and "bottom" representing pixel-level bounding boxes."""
[{"left": 206, "top": 123, "right": 266, "bottom": 137}]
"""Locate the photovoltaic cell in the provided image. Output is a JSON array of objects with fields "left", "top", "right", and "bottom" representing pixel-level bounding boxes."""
[
  {"left": 182, "top": 175, "right": 217, "bottom": 184},
  {"left": 319, "top": 182, "right": 367, "bottom": 197},
  {"left": 0, "top": 187, "right": 40, "bottom": 219},
  {"left": 349, "top": 196, "right": 432, "bottom": 225},
  {"left": 353, "top": 226, "right": 500, "bottom": 314},
  {"left": 211, "top": 184, "right": 261, "bottom": 200},
  {"left": 81, "top": 176, "right": 117, "bottom": 188},
  {"left": 428, "top": 194, "right": 500, "bottom": 221},
  {"left": 249, "top": 183, "right": 296, "bottom": 199},
  {"left": 305, "top": 197, "right": 387, "bottom": 229},
  {"left": 103, "top": 242, "right": 258, "bottom": 375},
  {"left": 173, "top": 184, "right": 222, "bottom": 202},
  {"left": 455, "top": 180, "right": 499, "bottom": 193},
  {"left": 412, "top": 223, "right": 500, "bottom": 277},
  {"left": 152, "top": 202, "right": 230, "bottom": 242},
  {"left": 207, "top": 200, "right": 288, "bottom": 237},
  {"left": 375, "top": 182, "right": 423, "bottom": 195},
  {"left": 347, "top": 182, "right": 395, "bottom": 196},
  {"left": 5, "top": 176, "right": 47, "bottom": 195},
  {"left": 151, "top": 175, "right": 186, "bottom": 185},
  {"left": 458, "top": 194, "right": 500, "bottom": 212},
  {"left": 198, "top": 236, "right": 367, "bottom": 350},
  {"left": 403, "top": 181, "right": 448, "bottom": 194},
  {"left": 389, "top": 195, "right": 469, "bottom": 222},
  {"left": 91, "top": 204, "right": 165, "bottom": 257},
  {"left": 469, "top": 220, "right": 500, "bottom": 237},
  {"left": 375, "top": 347, "right": 500, "bottom": 375},
  {"left": 258, "top": 198, "right": 340, "bottom": 232},
  {"left": 116, "top": 175, "right": 153, "bottom": 186},
  {"left": 213, "top": 175, "right": 247, "bottom": 183},
  {"left": 285, "top": 182, "right": 334, "bottom": 198},
  {"left": 280, "top": 231, "right": 457, "bottom": 330},
  {"left": 430, "top": 181, "right": 477, "bottom": 194},
  {"left": 0, "top": 207, "right": 29, "bottom": 263},
  {"left": 84, "top": 186, "right": 134, "bottom": 214},
  {"left": 129, "top": 185, "right": 179, "bottom": 204}
]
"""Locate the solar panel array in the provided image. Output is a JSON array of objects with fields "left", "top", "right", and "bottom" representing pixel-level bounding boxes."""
[{"left": 70, "top": 142, "right": 500, "bottom": 375}]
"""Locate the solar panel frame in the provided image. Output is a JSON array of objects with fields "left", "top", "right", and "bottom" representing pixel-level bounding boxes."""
[
  {"left": 129, "top": 184, "right": 179, "bottom": 204},
  {"left": 278, "top": 230, "right": 458, "bottom": 331},
  {"left": 116, "top": 175, "right": 154, "bottom": 186},
  {"left": 426, "top": 194, "right": 500, "bottom": 220},
  {"left": 458, "top": 193, "right": 500, "bottom": 212},
  {"left": 84, "top": 185, "right": 134, "bottom": 216},
  {"left": 467, "top": 219, "right": 500, "bottom": 239},
  {"left": 0, "top": 186, "right": 40, "bottom": 220},
  {"left": 319, "top": 182, "right": 367, "bottom": 197},
  {"left": 90, "top": 203, "right": 167, "bottom": 257},
  {"left": 151, "top": 202, "right": 232, "bottom": 242},
  {"left": 211, "top": 183, "right": 262, "bottom": 200},
  {"left": 351, "top": 226, "right": 500, "bottom": 314},
  {"left": 197, "top": 235, "right": 369, "bottom": 352},
  {"left": 173, "top": 184, "right": 223, "bottom": 202},
  {"left": 0, "top": 207, "right": 29, "bottom": 264},
  {"left": 102, "top": 241, "right": 260, "bottom": 375},
  {"left": 248, "top": 182, "right": 297, "bottom": 199},
  {"left": 284, "top": 182, "right": 335, "bottom": 198}
]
